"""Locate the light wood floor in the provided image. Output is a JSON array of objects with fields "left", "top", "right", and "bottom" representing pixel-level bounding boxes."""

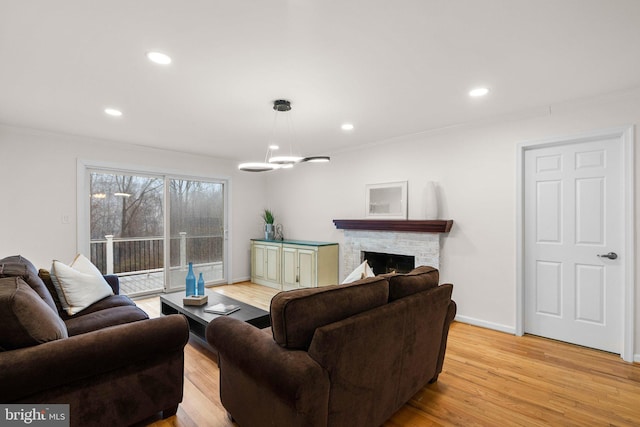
[{"left": 136, "top": 283, "right": 640, "bottom": 427}]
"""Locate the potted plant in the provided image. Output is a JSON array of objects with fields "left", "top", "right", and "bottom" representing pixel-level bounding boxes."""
[{"left": 262, "top": 209, "right": 275, "bottom": 240}]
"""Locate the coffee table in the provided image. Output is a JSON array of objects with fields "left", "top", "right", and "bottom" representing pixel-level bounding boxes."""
[{"left": 160, "top": 289, "right": 270, "bottom": 341}]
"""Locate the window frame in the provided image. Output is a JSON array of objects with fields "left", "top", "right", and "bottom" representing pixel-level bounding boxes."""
[{"left": 77, "top": 159, "right": 231, "bottom": 292}]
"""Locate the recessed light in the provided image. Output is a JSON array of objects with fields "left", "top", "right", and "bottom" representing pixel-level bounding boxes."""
[
  {"left": 341, "top": 123, "right": 354, "bottom": 131},
  {"left": 469, "top": 87, "right": 489, "bottom": 97},
  {"left": 146, "top": 51, "right": 172, "bottom": 65},
  {"left": 104, "top": 108, "right": 123, "bottom": 117},
  {"left": 269, "top": 145, "right": 279, "bottom": 150}
]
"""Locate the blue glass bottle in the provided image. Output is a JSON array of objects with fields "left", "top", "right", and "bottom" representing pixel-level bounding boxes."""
[
  {"left": 185, "top": 262, "right": 196, "bottom": 296},
  {"left": 197, "top": 272, "right": 205, "bottom": 296}
]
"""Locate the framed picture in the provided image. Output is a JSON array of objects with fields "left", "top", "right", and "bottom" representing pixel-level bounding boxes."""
[{"left": 365, "top": 181, "right": 408, "bottom": 219}]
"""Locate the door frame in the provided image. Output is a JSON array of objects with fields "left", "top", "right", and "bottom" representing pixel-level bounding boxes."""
[{"left": 515, "top": 126, "right": 635, "bottom": 362}]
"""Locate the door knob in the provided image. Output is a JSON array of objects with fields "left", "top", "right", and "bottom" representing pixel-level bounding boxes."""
[{"left": 597, "top": 252, "right": 618, "bottom": 260}]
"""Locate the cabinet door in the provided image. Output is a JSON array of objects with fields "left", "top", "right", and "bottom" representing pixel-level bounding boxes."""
[
  {"left": 282, "top": 246, "right": 298, "bottom": 289},
  {"left": 252, "top": 244, "right": 266, "bottom": 280},
  {"left": 251, "top": 242, "right": 281, "bottom": 289},
  {"left": 265, "top": 245, "right": 280, "bottom": 282},
  {"left": 297, "top": 249, "right": 316, "bottom": 287}
]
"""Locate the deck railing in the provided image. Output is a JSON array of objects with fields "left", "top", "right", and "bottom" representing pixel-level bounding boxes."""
[{"left": 90, "top": 233, "right": 223, "bottom": 275}]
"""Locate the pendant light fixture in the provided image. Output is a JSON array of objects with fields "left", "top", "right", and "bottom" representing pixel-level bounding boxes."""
[
  {"left": 303, "top": 156, "right": 331, "bottom": 163},
  {"left": 238, "top": 99, "right": 330, "bottom": 172},
  {"left": 266, "top": 100, "right": 303, "bottom": 166}
]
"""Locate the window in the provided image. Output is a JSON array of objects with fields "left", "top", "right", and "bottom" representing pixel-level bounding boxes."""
[
  {"left": 168, "top": 179, "right": 225, "bottom": 290},
  {"left": 81, "top": 165, "right": 228, "bottom": 296}
]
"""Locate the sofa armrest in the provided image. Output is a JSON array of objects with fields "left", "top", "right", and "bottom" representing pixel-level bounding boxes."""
[
  {"left": 433, "top": 295, "right": 457, "bottom": 381},
  {"left": 103, "top": 274, "right": 120, "bottom": 294},
  {"left": 207, "top": 317, "right": 330, "bottom": 427},
  {"left": 0, "top": 314, "right": 189, "bottom": 402}
]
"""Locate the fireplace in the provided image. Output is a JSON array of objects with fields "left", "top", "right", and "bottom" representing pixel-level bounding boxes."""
[
  {"left": 363, "top": 251, "right": 415, "bottom": 274},
  {"left": 333, "top": 219, "right": 453, "bottom": 282}
]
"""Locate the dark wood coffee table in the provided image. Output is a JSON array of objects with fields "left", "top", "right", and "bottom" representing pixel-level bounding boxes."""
[{"left": 160, "top": 289, "right": 270, "bottom": 341}]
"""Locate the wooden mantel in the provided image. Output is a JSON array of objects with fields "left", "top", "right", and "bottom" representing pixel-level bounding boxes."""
[{"left": 333, "top": 219, "right": 453, "bottom": 233}]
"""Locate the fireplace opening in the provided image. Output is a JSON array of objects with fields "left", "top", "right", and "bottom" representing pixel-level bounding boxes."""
[{"left": 362, "top": 251, "right": 415, "bottom": 275}]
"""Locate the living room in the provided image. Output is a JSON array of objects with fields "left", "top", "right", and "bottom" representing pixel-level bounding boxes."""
[{"left": 2, "top": 1, "right": 640, "bottom": 426}]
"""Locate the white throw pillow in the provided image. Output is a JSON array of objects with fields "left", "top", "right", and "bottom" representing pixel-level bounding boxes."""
[
  {"left": 341, "top": 260, "right": 376, "bottom": 284},
  {"left": 51, "top": 254, "right": 114, "bottom": 315}
]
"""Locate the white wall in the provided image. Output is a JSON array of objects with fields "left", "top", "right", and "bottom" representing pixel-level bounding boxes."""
[
  {"left": 0, "top": 124, "right": 267, "bottom": 283},
  {"left": 2, "top": 90, "right": 639, "bottom": 358},
  {"left": 265, "top": 89, "right": 640, "bottom": 357}
]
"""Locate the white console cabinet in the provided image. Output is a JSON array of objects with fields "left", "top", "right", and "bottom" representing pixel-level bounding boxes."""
[{"left": 251, "top": 239, "right": 338, "bottom": 290}]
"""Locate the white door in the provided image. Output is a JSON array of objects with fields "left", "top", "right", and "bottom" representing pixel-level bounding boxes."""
[{"left": 524, "top": 137, "right": 623, "bottom": 353}]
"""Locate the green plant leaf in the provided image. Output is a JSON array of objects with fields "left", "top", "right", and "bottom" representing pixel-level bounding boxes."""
[{"left": 262, "top": 209, "right": 274, "bottom": 224}]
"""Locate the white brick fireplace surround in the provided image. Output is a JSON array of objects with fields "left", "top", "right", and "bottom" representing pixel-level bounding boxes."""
[
  {"left": 342, "top": 230, "right": 440, "bottom": 276},
  {"left": 333, "top": 220, "right": 453, "bottom": 280}
]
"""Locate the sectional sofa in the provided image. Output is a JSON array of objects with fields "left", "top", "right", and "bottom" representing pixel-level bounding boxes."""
[{"left": 0, "top": 255, "right": 189, "bottom": 426}]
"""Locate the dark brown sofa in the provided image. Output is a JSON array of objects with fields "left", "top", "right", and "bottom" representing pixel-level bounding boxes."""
[
  {"left": 207, "top": 266, "right": 456, "bottom": 427},
  {"left": 0, "top": 255, "right": 190, "bottom": 426}
]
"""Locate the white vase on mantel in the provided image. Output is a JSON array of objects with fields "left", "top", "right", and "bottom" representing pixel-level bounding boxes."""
[{"left": 424, "top": 181, "right": 439, "bottom": 220}]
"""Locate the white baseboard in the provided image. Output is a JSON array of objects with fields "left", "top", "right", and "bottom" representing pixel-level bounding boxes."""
[
  {"left": 454, "top": 315, "right": 516, "bottom": 335},
  {"left": 231, "top": 275, "right": 250, "bottom": 284},
  {"left": 634, "top": 354, "right": 640, "bottom": 363}
]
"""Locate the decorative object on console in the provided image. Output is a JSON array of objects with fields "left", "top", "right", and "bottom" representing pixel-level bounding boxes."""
[
  {"left": 238, "top": 99, "right": 331, "bottom": 172},
  {"left": 365, "top": 181, "right": 408, "bottom": 219},
  {"left": 274, "top": 223, "right": 284, "bottom": 241},
  {"left": 262, "top": 208, "right": 275, "bottom": 240}
]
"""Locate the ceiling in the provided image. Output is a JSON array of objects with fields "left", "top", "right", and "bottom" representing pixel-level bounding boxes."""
[{"left": 2, "top": 0, "right": 640, "bottom": 163}]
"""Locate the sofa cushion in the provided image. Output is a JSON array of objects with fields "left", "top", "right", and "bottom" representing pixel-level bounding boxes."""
[
  {"left": 51, "top": 254, "right": 114, "bottom": 315},
  {"left": 387, "top": 265, "right": 439, "bottom": 301},
  {"left": 0, "top": 276, "right": 68, "bottom": 351},
  {"left": 64, "top": 305, "right": 149, "bottom": 336},
  {"left": 271, "top": 276, "right": 389, "bottom": 350},
  {"left": 74, "top": 294, "right": 136, "bottom": 315},
  {"left": 0, "top": 255, "right": 58, "bottom": 313},
  {"left": 38, "top": 268, "right": 67, "bottom": 317}
]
